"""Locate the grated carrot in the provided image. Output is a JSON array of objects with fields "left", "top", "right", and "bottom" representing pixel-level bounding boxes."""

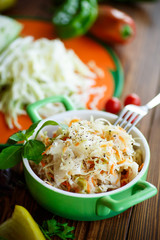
[
  {"left": 117, "top": 159, "right": 126, "bottom": 165},
  {"left": 119, "top": 135, "right": 125, "bottom": 144},
  {"left": 62, "top": 181, "right": 71, "bottom": 191},
  {"left": 93, "top": 130, "right": 100, "bottom": 135},
  {"left": 91, "top": 177, "right": 94, "bottom": 185},
  {"left": 100, "top": 135, "right": 105, "bottom": 139},
  {"left": 41, "top": 160, "right": 46, "bottom": 167},
  {"left": 115, "top": 149, "right": 120, "bottom": 158},
  {"left": 75, "top": 142, "right": 80, "bottom": 146},
  {"left": 115, "top": 178, "right": 119, "bottom": 184},
  {"left": 95, "top": 130, "right": 99, "bottom": 133},
  {"left": 69, "top": 119, "right": 79, "bottom": 127},
  {"left": 87, "top": 181, "right": 91, "bottom": 193},
  {"left": 44, "top": 137, "right": 50, "bottom": 146},
  {"left": 88, "top": 160, "right": 94, "bottom": 164},
  {"left": 138, "top": 163, "right": 144, "bottom": 172},
  {"left": 91, "top": 177, "right": 97, "bottom": 186},
  {"left": 88, "top": 161, "right": 95, "bottom": 170},
  {"left": 110, "top": 164, "right": 114, "bottom": 175},
  {"left": 53, "top": 133, "right": 57, "bottom": 138},
  {"left": 42, "top": 145, "right": 52, "bottom": 155},
  {"left": 63, "top": 146, "right": 68, "bottom": 153},
  {"left": 100, "top": 170, "right": 108, "bottom": 174},
  {"left": 100, "top": 144, "right": 107, "bottom": 148}
]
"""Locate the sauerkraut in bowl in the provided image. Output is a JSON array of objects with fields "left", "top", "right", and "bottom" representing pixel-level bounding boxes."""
[{"left": 30, "top": 115, "right": 143, "bottom": 194}]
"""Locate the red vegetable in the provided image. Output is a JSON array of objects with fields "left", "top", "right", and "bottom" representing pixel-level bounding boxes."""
[
  {"left": 124, "top": 93, "right": 141, "bottom": 123},
  {"left": 124, "top": 93, "right": 141, "bottom": 106},
  {"left": 105, "top": 97, "right": 121, "bottom": 114},
  {"left": 89, "top": 5, "right": 136, "bottom": 44}
]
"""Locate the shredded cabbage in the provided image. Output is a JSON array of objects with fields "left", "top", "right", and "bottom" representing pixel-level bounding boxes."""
[
  {"left": 31, "top": 118, "right": 143, "bottom": 194},
  {"left": 0, "top": 37, "right": 106, "bottom": 128}
]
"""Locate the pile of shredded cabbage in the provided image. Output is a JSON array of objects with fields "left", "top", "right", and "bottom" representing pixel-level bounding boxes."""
[
  {"left": 31, "top": 118, "right": 143, "bottom": 194},
  {"left": 0, "top": 37, "right": 106, "bottom": 128}
]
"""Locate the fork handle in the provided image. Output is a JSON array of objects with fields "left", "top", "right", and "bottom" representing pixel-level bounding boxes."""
[{"left": 146, "top": 93, "right": 160, "bottom": 109}]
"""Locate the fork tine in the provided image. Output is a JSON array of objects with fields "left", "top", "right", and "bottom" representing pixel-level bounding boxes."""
[
  {"left": 123, "top": 112, "right": 138, "bottom": 130},
  {"left": 127, "top": 115, "right": 144, "bottom": 133},
  {"left": 113, "top": 94, "right": 160, "bottom": 133},
  {"left": 119, "top": 110, "right": 132, "bottom": 127},
  {"left": 114, "top": 108, "right": 128, "bottom": 125}
]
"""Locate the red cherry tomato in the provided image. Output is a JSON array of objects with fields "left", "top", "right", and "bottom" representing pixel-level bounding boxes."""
[
  {"left": 105, "top": 97, "right": 121, "bottom": 114},
  {"left": 124, "top": 93, "right": 141, "bottom": 106}
]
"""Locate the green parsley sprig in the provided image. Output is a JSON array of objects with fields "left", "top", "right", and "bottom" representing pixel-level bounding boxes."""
[
  {"left": 0, "top": 120, "right": 67, "bottom": 170},
  {"left": 40, "top": 218, "right": 75, "bottom": 240}
]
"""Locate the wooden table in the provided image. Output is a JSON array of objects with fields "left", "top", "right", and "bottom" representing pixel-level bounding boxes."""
[{"left": 0, "top": 1, "right": 160, "bottom": 239}]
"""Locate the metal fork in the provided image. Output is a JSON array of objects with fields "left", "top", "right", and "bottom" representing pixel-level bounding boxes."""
[{"left": 114, "top": 93, "right": 160, "bottom": 133}]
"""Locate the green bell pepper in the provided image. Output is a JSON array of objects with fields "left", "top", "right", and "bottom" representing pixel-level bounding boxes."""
[{"left": 52, "top": 0, "right": 98, "bottom": 39}]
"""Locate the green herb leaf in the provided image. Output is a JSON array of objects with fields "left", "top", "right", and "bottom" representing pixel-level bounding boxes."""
[
  {"left": 23, "top": 140, "right": 45, "bottom": 163},
  {"left": 40, "top": 218, "right": 75, "bottom": 240},
  {"left": 0, "top": 145, "right": 23, "bottom": 169},
  {"left": 25, "top": 120, "right": 41, "bottom": 139},
  {"left": 34, "top": 120, "right": 60, "bottom": 139},
  {"left": 9, "top": 130, "right": 27, "bottom": 142},
  {"left": 0, "top": 120, "right": 65, "bottom": 169},
  {"left": 39, "top": 227, "right": 52, "bottom": 240},
  {"left": 8, "top": 121, "right": 41, "bottom": 143},
  {"left": 57, "top": 223, "right": 75, "bottom": 240},
  {"left": 45, "top": 219, "right": 61, "bottom": 234},
  {"left": 6, "top": 138, "right": 18, "bottom": 145}
]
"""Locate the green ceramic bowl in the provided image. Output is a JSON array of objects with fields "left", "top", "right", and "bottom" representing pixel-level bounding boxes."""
[{"left": 23, "top": 109, "right": 157, "bottom": 221}]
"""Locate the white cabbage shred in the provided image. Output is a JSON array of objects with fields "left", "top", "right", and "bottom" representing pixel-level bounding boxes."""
[
  {"left": 0, "top": 37, "right": 106, "bottom": 128},
  {"left": 31, "top": 118, "right": 143, "bottom": 194}
]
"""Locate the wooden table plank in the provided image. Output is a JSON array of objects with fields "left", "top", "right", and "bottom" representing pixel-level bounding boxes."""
[
  {"left": 5, "top": 0, "right": 52, "bottom": 20},
  {"left": 114, "top": 2, "right": 160, "bottom": 138},
  {"left": 115, "top": 2, "right": 160, "bottom": 240},
  {"left": 127, "top": 104, "right": 160, "bottom": 240}
]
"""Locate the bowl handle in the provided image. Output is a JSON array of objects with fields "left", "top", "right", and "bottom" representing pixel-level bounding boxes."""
[
  {"left": 26, "top": 95, "right": 76, "bottom": 123},
  {"left": 96, "top": 180, "right": 157, "bottom": 216}
]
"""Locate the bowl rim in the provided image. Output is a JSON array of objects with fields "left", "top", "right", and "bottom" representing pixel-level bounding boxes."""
[{"left": 23, "top": 110, "right": 150, "bottom": 198}]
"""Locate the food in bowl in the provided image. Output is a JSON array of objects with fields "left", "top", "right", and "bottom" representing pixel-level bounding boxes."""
[
  {"left": 30, "top": 117, "right": 143, "bottom": 194},
  {"left": 22, "top": 110, "right": 157, "bottom": 221}
]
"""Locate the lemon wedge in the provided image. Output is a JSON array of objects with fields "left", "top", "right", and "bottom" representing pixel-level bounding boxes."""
[{"left": 0, "top": 205, "right": 46, "bottom": 240}]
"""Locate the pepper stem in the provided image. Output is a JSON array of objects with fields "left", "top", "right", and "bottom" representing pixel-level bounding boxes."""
[{"left": 121, "top": 24, "right": 133, "bottom": 39}]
